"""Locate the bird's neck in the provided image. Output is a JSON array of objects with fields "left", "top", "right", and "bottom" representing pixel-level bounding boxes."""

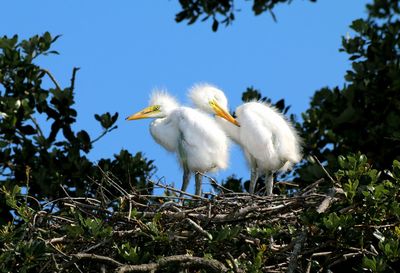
[{"left": 215, "top": 117, "right": 240, "bottom": 143}]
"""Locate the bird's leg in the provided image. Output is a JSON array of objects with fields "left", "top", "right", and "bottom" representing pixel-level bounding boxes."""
[
  {"left": 194, "top": 172, "right": 202, "bottom": 196},
  {"left": 264, "top": 171, "right": 274, "bottom": 196},
  {"left": 249, "top": 159, "right": 258, "bottom": 194},
  {"left": 181, "top": 164, "right": 191, "bottom": 195}
]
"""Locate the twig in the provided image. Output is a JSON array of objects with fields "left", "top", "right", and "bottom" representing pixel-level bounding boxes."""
[
  {"left": 88, "top": 175, "right": 119, "bottom": 203},
  {"left": 287, "top": 230, "right": 307, "bottom": 273},
  {"left": 113, "top": 228, "right": 141, "bottom": 237},
  {"left": 263, "top": 262, "right": 288, "bottom": 270},
  {"left": 354, "top": 222, "right": 400, "bottom": 228},
  {"left": 91, "top": 125, "right": 118, "bottom": 145},
  {"left": 43, "top": 196, "right": 101, "bottom": 208},
  {"left": 41, "top": 69, "right": 62, "bottom": 90},
  {"left": 300, "top": 178, "right": 324, "bottom": 196},
  {"left": 151, "top": 179, "right": 208, "bottom": 200},
  {"left": 199, "top": 171, "right": 235, "bottom": 194},
  {"left": 96, "top": 166, "right": 129, "bottom": 196},
  {"left": 46, "top": 236, "right": 67, "bottom": 244},
  {"left": 239, "top": 234, "right": 260, "bottom": 246},
  {"left": 227, "top": 252, "right": 242, "bottom": 273},
  {"left": 48, "top": 214, "right": 75, "bottom": 223},
  {"left": 29, "top": 116, "right": 44, "bottom": 139},
  {"left": 306, "top": 252, "right": 333, "bottom": 273},
  {"left": 311, "top": 251, "right": 333, "bottom": 257},
  {"left": 316, "top": 187, "right": 336, "bottom": 213},
  {"left": 117, "top": 255, "right": 228, "bottom": 273},
  {"left": 157, "top": 201, "right": 182, "bottom": 212},
  {"left": 185, "top": 218, "right": 213, "bottom": 240},
  {"left": 38, "top": 259, "right": 51, "bottom": 273},
  {"left": 45, "top": 239, "right": 68, "bottom": 257},
  {"left": 312, "top": 155, "right": 337, "bottom": 186},
  {"left": 51, "top": 254, "right": 61, "bottom": 271},
  {"left": 142, "top": 194, "right": 194, "bottom": 201},
  {"left": 117, "top": 263, "right": 158, "bottom": 273},
  {"left": 63, "top": 201, "right": 111, "bottom": 214},
  {"left": 83, "top": 238, "right": 111, "bottom": 253},
  {"left": 73, "top": 263, "right": 84, "bottom": 273},
  {"left": 72, "top": 253, "right": 123, "bottom": 266},
  {"left": 275, "top": 181, "right": 299, "bottom": 187},
  {"left": 327, "top": 252, "right": 363, "bottom": 269},
  {"left": 70, "top": 67, "right": 80, "bottom": 91}
]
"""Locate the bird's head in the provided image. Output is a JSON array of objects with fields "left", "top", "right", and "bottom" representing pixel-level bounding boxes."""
[
  {"left": 126, "top": 90, "right": 179, "bottom": 120},
  {"left": 188, "top": 83, "right": 240, "bottom": 127}
]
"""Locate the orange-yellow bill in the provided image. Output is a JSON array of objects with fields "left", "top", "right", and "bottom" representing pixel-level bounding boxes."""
[
  {"left": 126, "top": 106, "right": 156, "bottom": 121},
  {"left": 211, "top": 100, "right": 240, "bottom": 127}
]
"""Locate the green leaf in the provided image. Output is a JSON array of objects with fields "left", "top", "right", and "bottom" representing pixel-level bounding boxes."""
[
  {"left": 212, "top": 19, "right": 219, "bottom": 32},
  {"left": 351, "top": 19, "right": 367, "bottom": 33}
]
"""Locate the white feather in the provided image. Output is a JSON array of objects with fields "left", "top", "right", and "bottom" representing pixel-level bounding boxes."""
[
  {"left": 189, "top": 83, "right": 302, "bottom": 194},
  {"left": 170, "top": 107, "right": 228, "bottom": 172},
  {"left": 131, "top": 89, "right": 230, "bottom": 195}
]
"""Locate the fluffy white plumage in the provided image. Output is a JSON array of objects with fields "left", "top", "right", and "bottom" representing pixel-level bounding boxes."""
[
  {"left": 127, "top": 90, "right": 229, "bottom": 195},
  {"left": 189, "top": 83, "right": 302, "bottom": 195}
]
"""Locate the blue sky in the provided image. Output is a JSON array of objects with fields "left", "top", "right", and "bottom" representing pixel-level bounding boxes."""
[{"left": 3, "top": 1, "right": 369, "bottom": 193}]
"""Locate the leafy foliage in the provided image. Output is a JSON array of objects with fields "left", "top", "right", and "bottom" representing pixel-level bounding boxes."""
[
  {"left": 0, "top": 154, "right": 399, "bottom": 272},
  {"left": 0, "top": 33, "right": 155, "bottom": 224},
  {"left": 300, "top": 0, "right": 400, "bottom": 182},
  {"left": 1, "top": 0, "right": 400, "bottom": 272},
  {"left": 176, "top": 0, "right": 317, "bottom": 31},
  {"left": 302, "top": 155, "right": 400, "bottom": 272}
]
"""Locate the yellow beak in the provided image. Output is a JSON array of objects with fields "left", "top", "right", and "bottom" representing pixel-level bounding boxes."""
[
  {"left": 211, "top": 100, "right": 240, "bottom": 127},
  {"left": 126, "top": 106, "right": 155, "bottom": 121}
]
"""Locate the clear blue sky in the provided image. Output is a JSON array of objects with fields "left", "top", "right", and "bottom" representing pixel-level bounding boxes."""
[{"left": 3, "top": 1, "right": 369, "bottom": 193}]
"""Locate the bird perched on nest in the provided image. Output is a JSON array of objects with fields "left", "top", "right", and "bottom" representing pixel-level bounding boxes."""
[
  {"left": 189, "top": 83, "right": 302, "bottom": 195},
  {"left": 126, "top": 90, "right": 239, "bottom": 196}
]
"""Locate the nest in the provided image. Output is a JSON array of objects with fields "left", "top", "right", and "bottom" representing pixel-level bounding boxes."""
[{"left": 21, "top": 171, "right": 360, "bottom": 273}]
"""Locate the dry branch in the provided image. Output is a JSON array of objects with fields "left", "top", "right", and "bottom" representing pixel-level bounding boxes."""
[
  {"left": 25, "top": 175, "right": 358, "bottom": 273},
  {"left": 117, "top": 255, "right": 228, "bottom": 273},
  {"left": 287, "top": 230, "right": 307, "bottom": 273},
  {"left": 72, "top": 253, "right": 123, "bottom": 266}
]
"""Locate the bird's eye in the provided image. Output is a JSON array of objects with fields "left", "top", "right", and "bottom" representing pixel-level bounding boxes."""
[{"left": 153, "top": 105, "right": 160, "bottom": 111}]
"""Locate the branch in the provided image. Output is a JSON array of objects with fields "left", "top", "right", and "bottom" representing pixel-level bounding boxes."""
[
  {"left": 117, "top": 255, "right": 228, "bottom": 273},
  {"left": 316, "top": 187, "right": 336, "bottom": 213},
  {"left": 198, "top": 171, "right": 235, "bottom": 194},
  {"left": 41, "top": 69, "right": 62, "bottom": 91},
  {"left": 117, "top": 263, "right": 157, "bottom": 273},
  {"left": 70, "top": 67, "right": 80, "bottom": 91},
  {"left": 185, "top": 218, "right": 213, "bottom": 240},
  {"left": 312, "top": 155, "right": 337, "bottom": 186},
  {"left": 300, "top": 178, "right": 324, "bottom": 196},
  {"left": 227, "top": 252, "right": 243, "bottom": 273},
  {"left": 90, "top": 125, "right": 118, "bottom": 145},
  {"left": 72, "top": 253, "right": 123, "bottom": 267},
  {"left": 287, "top": 230, "right": 307, "bottom": 273},
  {"left": 29, "top": 116, "right": 44, "bottom": 139},
  {"left": 151, "top": 179, "right": 208, "bottom": 200},
  {"left": 46, "top": 236, "right": 67, "bottom": 244},
  {"left": 327, "top": 252, "right": 363, "bottom": 269}
]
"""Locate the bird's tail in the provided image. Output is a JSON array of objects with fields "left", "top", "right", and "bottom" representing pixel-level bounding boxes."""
[{"left": 279, "top": 152, "right": 302, "bottom": 172}]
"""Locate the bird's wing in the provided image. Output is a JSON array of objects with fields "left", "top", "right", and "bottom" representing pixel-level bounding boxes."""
[
  {"left": 239, "top": 102, "right": 301, "bottom": 170},
  {"left": 258, "top": 104, "right": 302, "bottom": 166},
  {"left": 149, "top": 116, "right": 180, "bottom": 152},
  {"left": 238, "top": 103, "right": 283, "bottom": 170},
  {"left": 174, "top": 107, "right": 229, "bottom": 172}
]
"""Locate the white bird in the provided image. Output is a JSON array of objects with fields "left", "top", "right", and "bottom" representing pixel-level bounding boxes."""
[
  {"left": 189, "top": 83, "right": 302, "bottom": 195},
  {"left": 126, "top": 90, "right": 239, "bottom": 196}
]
